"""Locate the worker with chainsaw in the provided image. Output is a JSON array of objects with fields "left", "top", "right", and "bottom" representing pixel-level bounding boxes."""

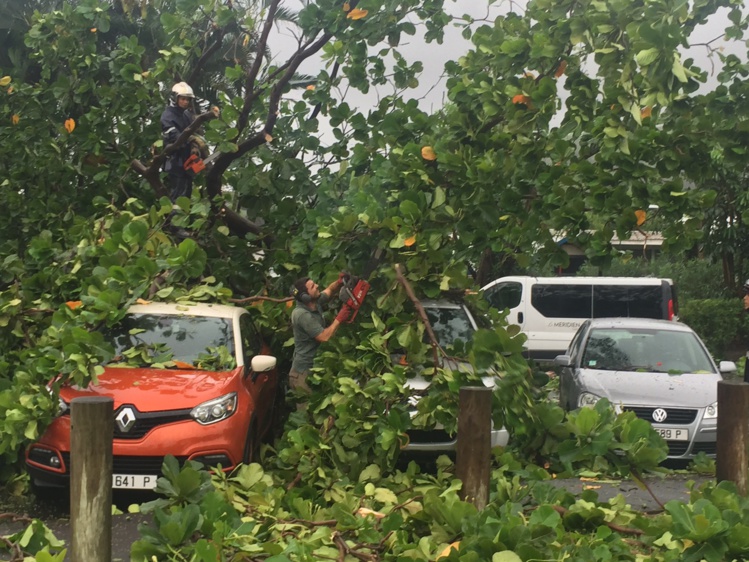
[
  {"left": 160, "top": 81, "right": 201, "bottom": 203},
  {"left": 288, "top": 273, "right": 354, "bottom": 395}
]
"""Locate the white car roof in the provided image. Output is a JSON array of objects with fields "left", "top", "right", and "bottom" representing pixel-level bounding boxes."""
[
  {"left": 587, "top": 317, "right": 692, "bottom": 332},
  {"left": 126, "top": 302, "right": 246, "bottom": 321}
]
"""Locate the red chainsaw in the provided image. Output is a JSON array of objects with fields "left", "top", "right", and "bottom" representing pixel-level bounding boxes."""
[
  {"left": 339, "top": 248, "right": 383, "bottom": 323},
  {"left": 183, "top": 150, "right": 221, "bottom": 176}
]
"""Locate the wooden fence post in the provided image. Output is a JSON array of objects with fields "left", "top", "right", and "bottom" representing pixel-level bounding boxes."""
[
  {"left": 71, "top": 396, "right": 113, "bottom": 562},
  {"left": 716, "top": 380, "right": 749, "bottom": 496},
  {"left": 455, "top": 386, "right": 492, "bottom": 510}
]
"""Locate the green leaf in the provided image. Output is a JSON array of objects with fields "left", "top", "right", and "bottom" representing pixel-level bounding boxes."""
[
  {"left": 635, "top": 48, "right": 660, "bottom": 66},
  {"left": 493, "top": 552, "right": 523, "bottom": 562}
]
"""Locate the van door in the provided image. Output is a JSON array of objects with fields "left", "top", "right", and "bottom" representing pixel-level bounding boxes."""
[
  {"left": 484, "top": 279, "right": 525, "bottom": 328},
  {"left": 529, "top": 283, "right": 592, "bottom": 359}
]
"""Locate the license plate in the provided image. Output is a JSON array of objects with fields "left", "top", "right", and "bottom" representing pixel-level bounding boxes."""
[
  {"left": 656, "top": 428, "right": 689, "bottom": 441},
  {"left": 113, "top": 474, "right": 158, "bottom": 490}
]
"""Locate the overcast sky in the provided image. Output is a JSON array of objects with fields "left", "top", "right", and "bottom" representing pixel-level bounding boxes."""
[{"left": 271, "top": 1, "right": 745, "bottom": 124}]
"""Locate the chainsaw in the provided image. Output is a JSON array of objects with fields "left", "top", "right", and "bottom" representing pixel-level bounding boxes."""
[
  {"left": 183, "top": 150, "right": 221, "bottom": 176},
  {"left": 339, "top": 247, "right": 383, "bottom": 323}
]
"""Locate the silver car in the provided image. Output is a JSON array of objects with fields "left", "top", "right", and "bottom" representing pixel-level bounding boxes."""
[
  {"left": 399, "top": 300, "right": 509, "bottom": 453},
  {"left": 555, "top": 317, "right": 736, "bottom": 460}
]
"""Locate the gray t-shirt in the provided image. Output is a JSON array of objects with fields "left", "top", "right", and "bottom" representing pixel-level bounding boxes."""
[{"left": 290, "top": 292, "right": 330, "bottom": 372}]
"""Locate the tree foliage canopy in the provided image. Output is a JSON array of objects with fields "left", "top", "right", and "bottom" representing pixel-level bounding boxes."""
[
  {"left": 1, "top": 0, "right": 749, "bottom": 505},
  {"left": 6, "top": 0, "right": 749, "bottom": 559}
]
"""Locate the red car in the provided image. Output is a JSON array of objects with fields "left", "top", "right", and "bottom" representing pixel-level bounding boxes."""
[{"left": 26, "top": 302, "right": 281, "bottom": 490}]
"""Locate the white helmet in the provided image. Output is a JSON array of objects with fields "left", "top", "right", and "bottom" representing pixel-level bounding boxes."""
[{"left": 170, "top": 82, "right": 194, "bottom": 103}]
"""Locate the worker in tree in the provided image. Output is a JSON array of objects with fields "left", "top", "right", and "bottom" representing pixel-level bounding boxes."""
[
  {"left": 161, "top": 81, "right": 197, "bottom": 203},
  {"left": 288, "top": 273, "right": 352, "bottom": 397}
]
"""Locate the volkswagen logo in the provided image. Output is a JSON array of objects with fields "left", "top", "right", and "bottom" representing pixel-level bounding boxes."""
[
  {"left": 652, "top": 408, "right": 668, "bottom": 423},
  {"left": 115, "top": 406, "right": 137, "bottom": 433}
]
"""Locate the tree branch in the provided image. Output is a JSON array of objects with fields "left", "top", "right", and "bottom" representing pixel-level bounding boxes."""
[
  {"left": 394, "top": 264, "right": 441, "bottom": 367},
  {"left": 237, "top": 0, "right": 281, "bottom": 134},
  {"left": 187, "top": 28, "right": 227, "bottom": 87}
]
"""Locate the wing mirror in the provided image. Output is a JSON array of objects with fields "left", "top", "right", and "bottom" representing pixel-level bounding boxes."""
[
  {"left": 719, "top": 360, "right": 737, "bottom": 374},
  {"left": 248, "top": 355, "right": 277, "bottom": 382},
  {"left": 554, "top": 355, "right": 572, "bottom": 367}
]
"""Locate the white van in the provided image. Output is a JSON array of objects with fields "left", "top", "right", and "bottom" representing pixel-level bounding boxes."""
[{"left": 481, "top": 276, "right": 678, "bottom": 361}]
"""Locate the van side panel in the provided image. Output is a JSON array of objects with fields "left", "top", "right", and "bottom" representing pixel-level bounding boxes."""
[
  {"left": 481, "top": 276, "right": 678, "bottom": 362},
  {"left": 528, "top": 284, "right": 591, "bottom": 358},
  {"left": 592, "top": 285, "right": 665, "bottom": 319}
]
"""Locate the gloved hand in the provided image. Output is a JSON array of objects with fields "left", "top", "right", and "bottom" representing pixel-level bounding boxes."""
[
  {"left": 336, "top": 303, "right": 353, "bottom": 323},
  {"left": 338, "top": 271, "right": 351, "bottom": 284}
]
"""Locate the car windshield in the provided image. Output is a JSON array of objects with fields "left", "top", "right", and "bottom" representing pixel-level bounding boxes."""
[
  {"left": 424, "top": 306, "right": 475, "bottom": 348},
  {"left": 581, "top": 327, "right": 715, "bottom": 373},
  {"left": 104, "top": 314, "right": 235, "bottom": 366}
]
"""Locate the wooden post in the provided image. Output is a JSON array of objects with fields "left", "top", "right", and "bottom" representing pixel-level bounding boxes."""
[
  {"left": 455, "top": 386, "right": 492, "bottom": 510},
  {"left": 716, "top": 380, "right": 749, "bottom": 495},
  {"left": 71, "top": 396, "right": 113, "bottom": 562}
]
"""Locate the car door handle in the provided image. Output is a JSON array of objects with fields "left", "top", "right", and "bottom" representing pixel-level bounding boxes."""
[{"left": 517, "top": 312, "right": 524, "bottom": 323}]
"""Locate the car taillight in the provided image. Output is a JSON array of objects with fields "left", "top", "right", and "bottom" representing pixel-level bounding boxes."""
[{"left": 668, "top": 299, "right": 674, "bottom": 320}]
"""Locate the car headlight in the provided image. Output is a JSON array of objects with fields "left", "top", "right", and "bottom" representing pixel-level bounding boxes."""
[
  {"left": 704, "top": 401, "right": 718, "bottom": 419},
  {"left": 191, "top": 393, "right": 237, "bottom": 425},
  {"left": 578, "top": 392, "right": 601, "bottom": 408}
]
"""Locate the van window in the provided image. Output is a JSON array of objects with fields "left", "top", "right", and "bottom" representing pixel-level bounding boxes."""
[
  {"left": 486, "top": 282, "right": 522, "bottom": 310},
  {"left": 593, "top": 285, "right": 663, "bottom": 319},
  {"left": 531, "top": 284, "right": 592, "bottom": 318}
]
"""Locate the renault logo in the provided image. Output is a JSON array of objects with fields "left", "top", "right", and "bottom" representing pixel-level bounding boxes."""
[
  {"left": 652, "top": 408, "right": 668, "bottom": 423},
  {"left": 115, "top": 407, "right": 137, "bottom": 433}
]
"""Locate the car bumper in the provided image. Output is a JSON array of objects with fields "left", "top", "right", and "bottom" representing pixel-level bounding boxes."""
[
  {"left": 26, "top": 415, "right": 250, "bottom": 488},
  {"left": 653, "top": 417, "right": 716, "bottom": 460},
  {"left": 403, "top": 425, "right": 510, "bottom": 453}
]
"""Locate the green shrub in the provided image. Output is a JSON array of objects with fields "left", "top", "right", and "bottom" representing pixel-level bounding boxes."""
[
  {"left": 679, "top": 298, "right": 742, "bottom": 360},
  {"left": 578, "top": 254, "right": 730, "bottom": 301}
]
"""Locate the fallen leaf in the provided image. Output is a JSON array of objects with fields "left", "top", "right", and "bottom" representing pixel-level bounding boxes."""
[
  {"left": 306, "top": 84, "right": 315, "bottom": 91},
  {"left": 7, "top": 86, "right": 13, "bottom": 94},
  {"left": 554, "top": 60, "right": 567, "bottom": 78},
  {"left": 641, "top": 106, "right": 652, "bottom": 119},
  {"left": 404, "top": 235, "right": 416, "bottom": 247},
  {"left": 346, "top": 8, "right": 368, "bottom": 19},
  {"left": 635, "top": 209, "right": 646, "bottom": 225},
  {"left": 135, "top": 298, "right": 151, "bottom": 305},
  {"left": 11, "top": 114, "right": 19, "bottom": 125},
  {"left": 437, "top": 542, "right": 460, "bottom": 559},
  {"left": 343, "top": 1, "right": 351, "bottom": 10},
  {"left": 421, "top": 146, "right": 437, "bottom": 160},
  {"left": 242, "top": 34, "right": 250, "bottom": 47},
  {"left": 66, "top": 301, "right": 82, "bottom": 310},
  {"left": 90, "top": 28, "right": 97, "bottom": 32},
  {"left": 0, "top": 76, "right": 11, "bottom": 87},
  {"left": 583, "top": 485, "right": 602, "bottom": 490},
  {"left": 357, "top": 507, "right": 385, "bottom": 519},
  {"left": 64, "top": 118, "right": 75, "bottom": 133}
]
